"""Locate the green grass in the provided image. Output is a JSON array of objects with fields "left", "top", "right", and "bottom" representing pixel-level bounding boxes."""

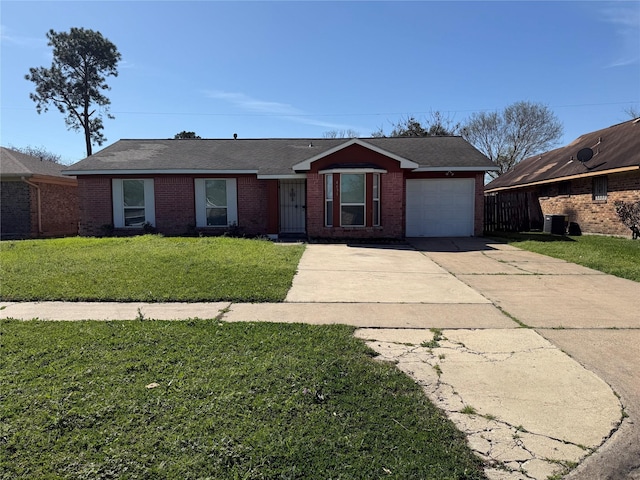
[
  {"left": 0, "top": 236, "right": 304, "bottom": 302},
  {"left": 488, "top": 233, "right": 640, "bottom": 282},
  {"left": 0, "top": 319, "right": 486, "bottom": 480}
]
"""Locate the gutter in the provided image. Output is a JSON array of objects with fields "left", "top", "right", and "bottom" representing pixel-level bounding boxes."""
[
  {"left": 485, "top": 165, "right": 640, "bottom": 194},
  {"left": 63, "top": 169, "right": 259, "bottom": 176},
  {"left": 21, "top": 177, "right": 42, "bottom": 235}
]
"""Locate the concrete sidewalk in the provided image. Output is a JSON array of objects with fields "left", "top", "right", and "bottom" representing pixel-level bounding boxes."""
[{"left": 2, "top": 237, "right": 638, "bottom": 480}]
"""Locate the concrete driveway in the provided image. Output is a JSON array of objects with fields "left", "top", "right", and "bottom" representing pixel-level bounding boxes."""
[{"left": 409, "top": 237, "right": 640, "bottom": 480}]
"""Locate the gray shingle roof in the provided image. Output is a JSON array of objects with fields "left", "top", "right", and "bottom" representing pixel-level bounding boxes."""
[
  {"left": 485, "top": 118, "right": 640, "bottom": 192},
  {"left": 0, "top": 147, "right": 70, "bottom": 178},
  {"left": 64, "top": 137, "right": 496, "bottom": 176}
]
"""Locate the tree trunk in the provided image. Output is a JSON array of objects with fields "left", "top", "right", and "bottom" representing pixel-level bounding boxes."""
[{"left": 83, "top": 99, "right": 92, "bottom": 157}]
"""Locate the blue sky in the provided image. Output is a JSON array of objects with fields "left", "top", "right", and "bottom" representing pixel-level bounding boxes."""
[{"left": 2, "top": 0, "right": 639, "bottom": 164}]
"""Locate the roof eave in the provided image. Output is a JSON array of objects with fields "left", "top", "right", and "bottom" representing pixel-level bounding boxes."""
[
  {"left": 64, "top": 169, "right": 260, "bottom": 176},
  {"left": 413, "top": 166, "right": 500, "bottom": 172},
  {"left": 256, "top": 173, "right": 306, "bottom": 180},
  {"left": 484, "top": 165, "right": 640, "bottom": 193}
]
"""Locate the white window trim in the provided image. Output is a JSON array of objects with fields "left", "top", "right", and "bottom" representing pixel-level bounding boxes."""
[
  {"left": 373, "top": 173, "right": 380, "bottom": 227},
  {"left": 325, "top": 173, "right": 333, "bottom": 227},
  {"left": 194, "top": 178, "right": 238, "bottom": 227},
  {"left": 340, "top": 173, "right": 366, "bottom": 227},
  {"left": 112, "top": 179, "right": 155, "bottom": 228}
]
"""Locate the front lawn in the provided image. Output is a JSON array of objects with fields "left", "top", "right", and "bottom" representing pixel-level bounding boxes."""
[
  {"left": 489, "top": 233, "right": 640, "bottom": 282},
  {"left": 0, "top": 320, "right": 486, "bottom": 480},
  {"left": 0, "top": 236, "right": 304, "bottom": 302}
]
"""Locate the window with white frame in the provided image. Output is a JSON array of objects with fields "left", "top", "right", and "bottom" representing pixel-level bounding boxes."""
[
  {"left": 340, "top": 173, "right": 365, "bottom": 227},
  {"left": 372, "top": 173, "right": 380, "bottom": 226},
  {"left": 592, "top": 176, "right": 608, "bottom": 201},
  {"left": 325, "top": 174, "right": 333, "bottom": 227},
  {"left": 112, "top": 179, "right": 155, "bottom": 228},
  {"left": 195, "top": 178, "right": 238, "bottom": 227}
]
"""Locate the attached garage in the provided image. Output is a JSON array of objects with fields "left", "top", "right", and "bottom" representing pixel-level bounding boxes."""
[{"left": 406, "top": 178, "right": 475, "bottom": 237}]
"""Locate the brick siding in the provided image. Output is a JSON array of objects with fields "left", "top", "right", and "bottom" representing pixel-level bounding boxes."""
[
  {"left": 236, "top": 176, "right": 269, "bottom": 235},
  {"left": 1, "top": 179, "right": 78, "bottom": 239},
  {"left": 1, "top": 181, "right": 31, "bottom": 239},
  {"left": 306, "top": 171, "right": 404, "bottom": 239},
  {"left": 78, "top": 174, "right": 271, "bottom": 237},
  {"left": 155, "top": 176, "right": 195, "bottom": 235},
  {"left": 37, "top": 182, "right": 79, "bottom": 237},
  {"left": 75, "top": 147, "right": 488, "bottom": 239},
  {"left": 78, "top": 176, "right": 113, "bottom": 236},
  {"left": 306, "top": 144, "right": 406, "bottom": 239},
  {"left": 539, "top": 170, "right": 640, "bottom": 237},
  {"left": 474, "top": 172, "right": 485, "bottom": 236}
]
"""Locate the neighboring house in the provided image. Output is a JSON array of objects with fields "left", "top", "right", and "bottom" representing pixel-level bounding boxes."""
[
  {"left": 1, "top": 147, "right": 79, "bottom": 240},
  {"left": 64, "top": 137, "right": 497, "bottom": 239},
  {"left": 484, "top": 118, "right": 640, "bottom": 237}
]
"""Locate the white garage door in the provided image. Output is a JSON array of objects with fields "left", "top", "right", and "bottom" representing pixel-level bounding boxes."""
[{"left": 406, "top": 178, "right": 475, "bottom": 237}]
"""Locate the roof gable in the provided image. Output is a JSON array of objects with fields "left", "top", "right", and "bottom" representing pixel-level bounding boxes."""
[{"left": 292, "top": 139, "right": 419, "bottom": 171}]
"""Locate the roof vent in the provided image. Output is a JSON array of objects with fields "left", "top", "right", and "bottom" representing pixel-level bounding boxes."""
[
  {"left": 233, "top": 133, "right": 238, "bottom": 139},
  {"left": 309, "top": 141, "right": 313, "bottom": 148}
]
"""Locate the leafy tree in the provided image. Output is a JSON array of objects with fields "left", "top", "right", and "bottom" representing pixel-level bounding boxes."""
[
  {"left": 25, "top": 28, "right": 121, "bottom": 157},
  {"left": 322, "top": 129, "right": 359, "bottom": 139},
  {"left": 8, "top": 145, "right": 62, "bottom": 164},
  {"left": 614, "top": 200, "right": 640, "bottom": 239},
  {"left": 174, "top": 131, "right": 201, "bottom": 139},
  {"left": 461, "top": 101, "right": 563, "bottom": 178},
  {"left": 372, "top": 111, "right": 459, "bottom": 137}
]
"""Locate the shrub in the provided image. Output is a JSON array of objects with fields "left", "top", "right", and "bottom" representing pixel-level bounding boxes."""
[{"left": 614, "top": 201, "right": 640, "bottom": 239}]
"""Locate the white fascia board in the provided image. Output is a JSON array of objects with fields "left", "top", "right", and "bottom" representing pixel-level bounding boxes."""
[
  {"left": 484, "top": 165, "right": 640, "bottom": 193},
  {"left": 257, "top": 173, "right": 307, "bottom": 179},
  {"left": 292, "top": 139, "right": 419, "bottom": 170},
  {"left": 412, "top": 166, "right": 500, "bottom": 172},
  {"left": 64, "top": 169, "right": 259, "bottom": 176},
  {"left": 318, "top": 168, "right": 387, "bottom": 174}
]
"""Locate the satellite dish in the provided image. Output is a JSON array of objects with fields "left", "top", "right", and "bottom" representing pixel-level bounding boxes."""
[{"left": 577, "top": 147, "right": 593, "bottom": 163}]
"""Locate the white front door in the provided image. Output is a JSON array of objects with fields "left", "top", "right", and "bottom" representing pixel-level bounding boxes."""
[{"left": 279, "top": 180, "right": 306, "bottom": 234}]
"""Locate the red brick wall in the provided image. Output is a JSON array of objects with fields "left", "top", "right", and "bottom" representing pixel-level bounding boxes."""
[
  {"left": 306, "top": 171, "right": 404, "bottom": 239},
  {"left": 78, "top": 176, "right": 113, "bottom": 236},
  {"left": 539, "top": 170, "right": 640, "bottom": 237},
  {"left": 474, "top": 172, "right": 485, "bottom": 236},
  {"left": 155, "top": 177, "right": 194, "bottom": 235},
  {"left": 309, "top": 144, "right": 404, "bottom": 173},
  {"left": 306, "top": 144, "right": 405, "bottom": 239},
  {"left": 78, "top": 174, "right": 271, "bottom": 237},
  {"left": 77, "top": 167, "right": 490, "bottom": 239},
  {"left": 236, "top": 176, "right": 269, "bottom": 235},
  {"left": 1, "top": 180, "right": 31, "bottom": 239},
  {"left": 37, "top": 182, "right": 79, "bottom": 237},
  {"left": 306, "top": 174, "right": 324, "bottom": 236}
]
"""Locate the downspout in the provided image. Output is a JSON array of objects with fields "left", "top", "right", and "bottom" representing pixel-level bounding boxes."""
[{"left": 21, "top": 177, "right": 42, "bottom": 236}]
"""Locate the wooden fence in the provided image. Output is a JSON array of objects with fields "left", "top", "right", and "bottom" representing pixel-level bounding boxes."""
[{"left": 484, "top": 191, "right": 543, "bottom": 233}]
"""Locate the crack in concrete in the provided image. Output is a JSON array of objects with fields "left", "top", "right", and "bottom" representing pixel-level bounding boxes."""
[{"left": 365, "top": 337, "right": 596, "bottom": 480}]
